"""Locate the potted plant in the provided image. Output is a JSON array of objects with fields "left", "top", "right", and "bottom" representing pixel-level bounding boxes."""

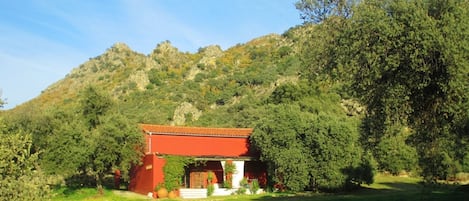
[
  {"left": 163, "top": 156, "right": 192, "bottom": 199},
  {"left": 207, "top": 171, "right": 215, "bottom": 196},
  {"left": 224, "top": 160, "right": 236, "bottom": 189},
  {"left": 155, "top": 183, "right": 168, "bottom": 198},
  {"left": 168, "top": 190, "right": 177, "bottom": 199},
  {"left": 250, "top": 179, "right": 260, "bottom": 194}
]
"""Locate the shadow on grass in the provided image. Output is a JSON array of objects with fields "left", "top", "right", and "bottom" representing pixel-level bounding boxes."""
[
  {"left": 248, "top": 182, "right": 469, "bottom": 201},
  {"left": 52, "top": 174, "right": 120, "bottom": 198}
]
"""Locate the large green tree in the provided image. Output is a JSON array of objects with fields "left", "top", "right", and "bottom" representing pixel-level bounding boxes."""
[
  {"left": 332, "top": 0, "right": 469, "bottom": 180},
  {"left": 252, "top": 104, "right": 312, "bottom": 191},
  {"left": 0, "top": 119, "right": 50, "bottom": 201},
  {"left": 81, "top": 87, "right": 144, "bottom": 192},
  {"left": 86, "top": 113, "right": 144, "bottom": 192},
  {"left": 40, "top": 111, "right": 90, "bottom": 176},
  {"left": 80, "top": 85, "right": 113, "bottom": 130},
  {"left": 41, "top": 86, "right": 144, "bottom": 193},
  {"left": 251, "top": 84, "right": 373, "bottom": 191}
]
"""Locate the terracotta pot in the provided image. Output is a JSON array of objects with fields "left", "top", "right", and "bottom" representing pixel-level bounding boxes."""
[
  {"left": 157, "top": 188, "right": 168, "bottom": 198},
  {"left": 168, "top": 190, "right": 177, "bottom": 199}
]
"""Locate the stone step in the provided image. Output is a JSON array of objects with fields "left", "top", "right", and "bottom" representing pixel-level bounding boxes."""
[{"left": 179, "top": 188, "right": 207, "bottom": 199}]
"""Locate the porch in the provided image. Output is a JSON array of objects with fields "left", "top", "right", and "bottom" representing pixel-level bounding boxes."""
[
  {"left": 179, "top": 184, "right": 264, "bottom": 199},
  {"left": 179, "top": 159, "right": 266, "bottom": 199}
]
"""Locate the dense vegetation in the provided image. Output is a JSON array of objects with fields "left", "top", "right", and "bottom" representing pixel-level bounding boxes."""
[
  {"left": 298, "top": 0, "right": 469, "bottom": 182},
  {"left": 0, "top": 0, "right": 468, "bottom": 199}
]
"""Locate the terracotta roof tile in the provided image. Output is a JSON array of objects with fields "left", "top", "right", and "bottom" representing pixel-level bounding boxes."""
[{"left": 140, "top": 124, "right": 253, "bottom": 138}]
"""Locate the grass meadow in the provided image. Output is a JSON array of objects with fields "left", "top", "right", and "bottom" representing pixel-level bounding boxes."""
[{"left": 51, "top": 174, "right": 469, "bottom": 201}]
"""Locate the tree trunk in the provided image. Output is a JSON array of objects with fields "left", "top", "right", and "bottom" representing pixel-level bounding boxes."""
[{"left": 96, "top": 174, "right": 104, "bottom": 195}]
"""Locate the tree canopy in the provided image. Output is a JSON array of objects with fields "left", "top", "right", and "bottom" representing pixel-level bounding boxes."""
[
  {"left": 251, "top": 84, "right": 373, "bottom": 191},
  {"left": 39, "top": 86, "right": 145, "bottom": 193},
  {"left": 0, "top": 119, "right": 50, "bottom": 201},
  {"left": 296, "top": 0, "right": 356, "bottom": 23},
  {"left": 327, "top": 0, "right": 469, "bottom": 180}
]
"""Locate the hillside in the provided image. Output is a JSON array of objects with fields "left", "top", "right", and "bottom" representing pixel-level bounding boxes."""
[
  {"left": 2, "top": 2, "right": 468, "bottom": 199},
  {"left": 7, "top": 30, "right": 321, "bottom": 127}
]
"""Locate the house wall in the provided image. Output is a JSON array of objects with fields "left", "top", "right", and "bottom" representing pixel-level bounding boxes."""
[
  {"left": 148, "top": 134, "right": 251, "bottom": 157},
  {"left": 131, "top": 132, "right": 266, "bottom": 195},
  {"left": 129, "top": 154, "right": 155, "bottom": 194},
  {"left": 153, "top": 156, "right": 166, "bottom": 188},
  {"left": 129, "top": 154, "right": 167, "bottom": 195}
]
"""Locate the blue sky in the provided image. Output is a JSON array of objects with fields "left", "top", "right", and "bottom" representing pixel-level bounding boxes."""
[{"left": 0, "top": 0, "right": 302, "bottom": 109}]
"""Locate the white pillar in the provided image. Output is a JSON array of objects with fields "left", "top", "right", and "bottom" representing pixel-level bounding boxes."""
[
  {"left": 220, "top": 161, "right": 226, "bottom": 170},
  {"left": 231, "top": 161, "right": 245, "bottom": 188}
]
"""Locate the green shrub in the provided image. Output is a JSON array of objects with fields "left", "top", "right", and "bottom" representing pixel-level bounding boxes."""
[
  {"left": 207, "top": 184, "right": 214, "bottom": 196},
  {"left": 236, "top": 178, "right": 248, "bottom": 195},
  {"left": 223, "top": 161, "right": 236, "bottom": 189},
  {"left": 207, "top": 170, "right": 215, "bottom": 196},
  {"left": 250, "top": 179, "right": 260, "bottom": 194},
  {"left": 163, "top": 156, "right": 193, "bottom": 191}
]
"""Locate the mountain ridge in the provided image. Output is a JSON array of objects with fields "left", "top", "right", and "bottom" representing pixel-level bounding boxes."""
[{"left": 7, "top": 30, "right": 308, "bottom": 127}]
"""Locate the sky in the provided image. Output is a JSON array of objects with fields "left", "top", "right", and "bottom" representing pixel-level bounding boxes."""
[{"left": 0, "top": 0, "right": 303, "bottom": 110}]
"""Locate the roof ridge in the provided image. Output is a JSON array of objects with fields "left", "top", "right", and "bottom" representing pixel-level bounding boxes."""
[
  {"left": 140, "top": 124, "right": 253, "bottom": 138},
  {"left": 140, "top": 123, "right": 253, "bottom": 130}
]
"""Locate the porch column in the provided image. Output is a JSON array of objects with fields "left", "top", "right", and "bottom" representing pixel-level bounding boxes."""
[
  {"left": 231, "top": 161, "right": 244, "bottom": 188},
  {"left": 220, "top": 160, "right": 245, "bottom": 188}
]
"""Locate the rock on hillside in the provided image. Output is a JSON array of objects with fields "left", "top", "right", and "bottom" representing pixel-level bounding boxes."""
[{"left": 9, "top": 31, "right": 307, "bottom": 127}]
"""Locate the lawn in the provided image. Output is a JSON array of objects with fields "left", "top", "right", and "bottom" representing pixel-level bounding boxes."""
[{"left": 51, "top": 174, "right": 469, "bottom": 201}]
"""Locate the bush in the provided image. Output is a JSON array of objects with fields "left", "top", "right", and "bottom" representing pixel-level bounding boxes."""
[
  {"left": 163, "top": 156, "right": 192, "bottom": 191},
  {"left": 207, "top": 171, "right": 215, "bottom": 196},
  {"left": 236, "top": 178, "right": 248, "bottom": 195},
  {"left": 207, "top": 184, "right": 214, "bottom": 196},
  {"left": 455, "top": 172, "right": 469, "bottom": 182},
  {"left": 250, "top": 179, "right": 260, "bottom": 194},
  {"left": 375, "top": 127, "right": 418, "bottom": 175},
  {"left": 223, "top": 161, "right": 236, "bottom": 189}
]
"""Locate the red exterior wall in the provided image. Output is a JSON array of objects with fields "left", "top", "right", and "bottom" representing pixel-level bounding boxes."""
[
  {"left": 129, "top": 154, "right": 166, "bottom": 194},
  {"left": 147, "top": 134, "right": 251, "bottom": 157},
  {"left": 152, "top": 156, "right": 166, "bottom": 188},
  {"left": 129, "top": 154, "right": 154, "bottom": 194},
  {"left": 130, "top": 125, "right": 265, "bottom": 195}
]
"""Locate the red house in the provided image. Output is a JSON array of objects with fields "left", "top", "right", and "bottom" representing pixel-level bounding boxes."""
[{"left": 129, "top": 124, "right": 267, "bottom": 196}]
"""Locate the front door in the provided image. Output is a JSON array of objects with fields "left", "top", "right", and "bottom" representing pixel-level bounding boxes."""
[{"left": 190, "top": 171, "right": 206, "bottom": 188}]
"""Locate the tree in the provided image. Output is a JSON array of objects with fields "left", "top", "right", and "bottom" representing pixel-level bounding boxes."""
[
  {"left": 306, "top": 112, "right": 370, "bottom": 190},
  {"left": 0, "top": 120, "right": 50, "bottom": 201},
  {"left": 40, "top": 86, "right": 145, "bottom": 194},
  {"left": 374, "top": 126, "right": 418, "bottom": 174},
  {"left": 296, "top": 0, "right": 356, "bottom": 24},
  {"left": 85, "top": 113, "right": 144, "bottom": 193},
  {"left": 251, "top": 104, "right": 313, "bottom": 191},
  {"left": 40, "top": 112, "right": 90, "bottom": 176},
  {"left": 251, "top": 100, "right": 371, "bottom": 191},
  {"left": 79, "top": 86, "right": 144, "bottom": 193},
  {"left": 332, "top": 0, "right": 469, "bottom": 181},
  {"left": 80, "top": 85, "right": 113, "bottom": 130}
]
